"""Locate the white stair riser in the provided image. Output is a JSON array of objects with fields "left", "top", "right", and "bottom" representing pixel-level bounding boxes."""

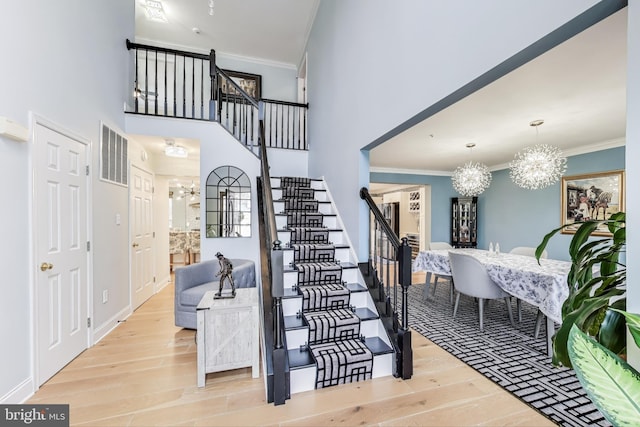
[
  {"left": 372, "top": 353, "right": 394, "bottom": 379},
  {"left": 276, "top": 215, "right": 337, "bottom": 229},
  {"left": 273, "top": 201, "right": 333, "bottom": 214},
  {"left": 282, "top": 247, "right": 351, "bottom": 266},
  {"left": 277, "top": 230, "right": 345, "bottom": 245},
  {"left": 290, "top": 366, "right": 316, "bottom": 395},
  {"left": 282, "top": 291, "right": 372, "bottom": 317},
  {"left": 272, "top": 189, "right": 329, "bottom": 201},
  {"left": 271, "top": 178, "right": 324, "bottom": 191},
  {"left": 284, "top": 268, "right": 359, "bottom": 288},
  {"left": 289, "top": 353, "right": 393, "bottom": 395},
  {"left": 285, "top": 328, "right": 309, "bottom": 350},
  {"left": 285, "top": 318, "right": 382, "bottom": 349}
]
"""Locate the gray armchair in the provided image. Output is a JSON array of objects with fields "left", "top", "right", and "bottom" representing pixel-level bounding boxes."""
[{"left": 174, "top": 258, "right": 256, "bottom": 329}]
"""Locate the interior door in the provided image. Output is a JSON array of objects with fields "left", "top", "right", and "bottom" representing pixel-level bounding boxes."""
[
  {"left": 34, "top": 122, "right": 89, "bottom": 386},
  {"left": 130, "top": 165, "right": 154, "bottom": 310}
]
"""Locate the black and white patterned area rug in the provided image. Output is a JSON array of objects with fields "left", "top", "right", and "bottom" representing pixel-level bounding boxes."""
[{"left": 407, "top": 282, "right": 609, "bottom": 427}]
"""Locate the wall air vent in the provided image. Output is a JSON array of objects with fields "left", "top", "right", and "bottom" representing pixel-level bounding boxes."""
[{"left": 100, "top": 123, "right": 128, "bottom": 186}]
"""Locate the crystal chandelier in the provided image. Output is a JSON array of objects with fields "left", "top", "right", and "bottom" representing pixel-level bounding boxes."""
[
  {"left": 509, "top": 120, "right": 567, "bottom": 190},
  {"left": 451, "top": 143, "right": 492, "bottom": 196}
]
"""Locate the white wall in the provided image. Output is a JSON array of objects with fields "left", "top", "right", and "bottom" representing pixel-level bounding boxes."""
[
  {"left": 0, "top": 0, "right": 133, "bottom": 402},
  {"left": 626, "top": 0, "right": 639, "bottom": 369},
  {"left": 305, "top": 0, "right": 599, "bottom": 260}
]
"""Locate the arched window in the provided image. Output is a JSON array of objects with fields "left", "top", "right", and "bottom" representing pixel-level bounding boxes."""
[{"left": 205, "top": 166, "right": 251, "bottom": 237}]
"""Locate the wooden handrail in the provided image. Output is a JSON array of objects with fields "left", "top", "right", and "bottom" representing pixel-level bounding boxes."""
[
  {"left": 126, "top": 39, "right": 209, "bottom": 60},
  {"left": 359, "top": 187, "right": 402, "bottom": 249}
]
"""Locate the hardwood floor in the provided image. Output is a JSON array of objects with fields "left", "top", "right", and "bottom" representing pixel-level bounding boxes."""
[{"left": 28, "top": 273, "right": 554, "bottom": 426}]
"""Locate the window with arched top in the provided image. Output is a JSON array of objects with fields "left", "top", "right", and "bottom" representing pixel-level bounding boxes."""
[{"left": 205, "top": 166, "right": 251, "bottom": 238}]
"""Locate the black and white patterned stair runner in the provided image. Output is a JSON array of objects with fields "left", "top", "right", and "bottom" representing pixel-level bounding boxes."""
[{"left": 280, "top": 176, "right": 373, "bottom": 389}]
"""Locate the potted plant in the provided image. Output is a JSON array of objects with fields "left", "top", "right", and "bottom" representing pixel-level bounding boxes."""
[
  {"left": 567, "top": 311, "right": 640, "bottom": 426},
  {"left": 536, "top": 211, "right": 626, "bottom": 366},
  {"left": 537, "top": 212, "right": 640, "bottom": 426}
]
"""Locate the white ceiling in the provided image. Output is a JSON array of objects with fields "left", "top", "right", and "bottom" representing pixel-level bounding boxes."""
[
  {"left": 132, "top": 2, "right": 627, "bottom": 183},
  {"left": 134, "top": 0, "right": 320, "bottom": 66},
  {"left": 370, "top": 8, "right": 627, "bottom": 174}
]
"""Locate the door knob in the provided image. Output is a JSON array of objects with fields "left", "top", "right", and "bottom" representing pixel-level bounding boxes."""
[
  {"left": 40, "top": 262, "right": 54, "bottom": 271},
  {"left": 132, "top": 243, "right": 139, "bottom": 248}
]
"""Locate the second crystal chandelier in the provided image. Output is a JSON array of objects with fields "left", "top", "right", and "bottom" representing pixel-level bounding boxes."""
[{"left": 509, "top": 120, "right": 567, "bottom": 190}]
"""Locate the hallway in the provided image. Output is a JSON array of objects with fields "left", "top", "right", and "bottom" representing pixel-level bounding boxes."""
[{"left": 28, "top": 277, "right": 553, "bottom": 426}]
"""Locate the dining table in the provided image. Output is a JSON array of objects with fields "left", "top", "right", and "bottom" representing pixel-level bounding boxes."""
[{"left": 413, "top": 248, "right": 572, "bottom": 356}]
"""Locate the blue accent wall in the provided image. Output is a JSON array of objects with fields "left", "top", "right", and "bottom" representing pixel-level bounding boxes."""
[{"left": 372, "top": 146, "right": 624, "bottom": 261}]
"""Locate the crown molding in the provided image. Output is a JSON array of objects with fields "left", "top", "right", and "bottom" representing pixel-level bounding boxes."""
[
  {"left": 489, "top": 137, "right": 626, "bottom": 172},
  {"left": 370, "top": 166, "right": 452, "bottom": 177}
]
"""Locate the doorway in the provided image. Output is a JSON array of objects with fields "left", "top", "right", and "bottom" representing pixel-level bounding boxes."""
[
  {"left": 130, "top": 165, "right": 155, "bottom": 310},
  {"left": 33, "top": 119, "right": 90, "bottom": 386}
]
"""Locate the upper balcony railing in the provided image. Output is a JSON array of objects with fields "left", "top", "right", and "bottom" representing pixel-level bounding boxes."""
[{"left": 125, "top": 40, "right": 308, "bottom": 152}]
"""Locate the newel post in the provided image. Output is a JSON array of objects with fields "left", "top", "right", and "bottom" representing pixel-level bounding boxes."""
[
  {"left": 270, "top": 240, "right": 287, "bottom": 405},
  {"left": 397, "top": 237, "right": 413, "bottom": 379}
]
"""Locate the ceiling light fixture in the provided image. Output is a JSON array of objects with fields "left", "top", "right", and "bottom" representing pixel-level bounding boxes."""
[
  {"left": 509, "top": 120, "right": 567, "bottom": 190},
  {"left": 451, "top": 143, "right": 492, "bottom": 197},
  {"left": 164, "top": 139, "right": 188, "bottom": 158},
  {"left": 208, "top": 0, "right": 215, "bottom": 16},
  {"left": 143, "top": 0, "right": 168, "bottom": 23}
]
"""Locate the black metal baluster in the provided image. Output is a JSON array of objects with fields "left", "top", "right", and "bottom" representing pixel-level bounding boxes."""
[
  {"left": 303, "top": 105, "right": 307, "bottom": 149},
  {"left": 191, "top": 57, "right": 195, "bottom": 119},
  {"left": 173, "top": 54, "right": 177, "bottom": 117},
  {"left": 275, "top": 103, "right": 279, "bottom": 148},
  {"left": 287, "top": 105, "right": 291, "bottom": 149},
  {"left": 164, "top": 52, "right": 168, "bottom": 115},
  {"left": 134, "top": 47, "right": 139, "bottom": 113},
  {"left": 200, "top": 60, "right": 204, "bottom": 119},
  {"left": 182, "top": 54, "right": 186, "bottom": 117},
  {"left": 144, "top": 50, "right": 149, "bottom": 114},
  {"left": 154, "top": 49, "right": 158, "bottom": 115}
]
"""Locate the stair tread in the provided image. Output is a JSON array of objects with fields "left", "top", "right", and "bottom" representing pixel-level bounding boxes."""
[
  {"left": 345, "top": 282, "right": 368, "bottom": 292},
  {"left": 275, "top": 212, "right": 336, "bottom": 217},
  {"left": 288, "top": 347, "right": 315, "bottom": 369},
  {"left": 284, "top": 314, "right": 306, "bottom": 330},
  {"left": 355, "top": 307, "right": 379, "bottom": 321},
  {"left": 282, "top": 243, "right": 349, "bottom": 250},
  {"left": 284, "top": 307, "right": 378, "bottom": 331},
  {"left": 282, "top": 282, "right": 367, "bottom": 300},
  {"left": 288, "top": 337, "right": 393, "bottom": 370},
  {"left": 283, "top": 262, "right": 358, "bottom": 273},
  {"left": 365, "top": 337, "right": 394, "bottom": 355}
]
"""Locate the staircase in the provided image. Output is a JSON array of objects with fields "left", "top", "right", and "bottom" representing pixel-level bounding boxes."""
[{"left": 271, "top": 176, "right": 394, "bottom": 394}]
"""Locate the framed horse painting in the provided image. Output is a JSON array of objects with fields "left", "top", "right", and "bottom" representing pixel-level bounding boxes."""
[{"left": 561, "top": 169, "right": 625, "bottom": 235}]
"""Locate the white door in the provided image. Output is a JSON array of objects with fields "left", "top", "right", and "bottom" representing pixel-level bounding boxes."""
[
  {"left": 130, "top": 165, "right": 154, "bottom": 309},
  {"left": 34, "top": 122, "right": 89, "bottom": 386}
]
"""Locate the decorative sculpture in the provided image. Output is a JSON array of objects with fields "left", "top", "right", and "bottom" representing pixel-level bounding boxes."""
[{"left": 214, "top": 252, "right": 236, "bottom": 298}]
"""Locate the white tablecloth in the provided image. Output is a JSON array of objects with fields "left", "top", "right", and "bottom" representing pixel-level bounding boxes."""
[{"left": 413, "top": 249, "right": 571, "bottom": 323}]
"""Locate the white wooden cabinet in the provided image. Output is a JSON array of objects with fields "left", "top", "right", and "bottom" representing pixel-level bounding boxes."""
[{"left": 196, "top": 288, "right": 259, "bottom": 387}]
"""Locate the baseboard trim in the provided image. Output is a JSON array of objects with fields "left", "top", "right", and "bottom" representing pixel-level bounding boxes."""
[
  {"left": 155, "top": 274, "right": 171, "bottom": 292},
  {"left": 93, "top": 306, "right": 131, "bottom": 344},
  {"left": 1, "top": 377, "right": 34, "bottom": 404}
]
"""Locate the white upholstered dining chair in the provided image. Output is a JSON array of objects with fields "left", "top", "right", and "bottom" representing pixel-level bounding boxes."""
[
  {"left": 428, "top": 241, "right": 454, "bottom": 303},
  {"left": 509, "top": 246, "right": 547, "bottom": 326},
  {"left": 510, "top": 246, "right": 548, "bottom": 259},
  {"left": 449, "top": 252, "right": 515, "bottom": 332}
]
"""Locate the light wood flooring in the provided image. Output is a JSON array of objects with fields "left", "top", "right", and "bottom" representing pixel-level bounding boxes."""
[{"left": 28, "top": 272, "right": 554, "bottom": 426}]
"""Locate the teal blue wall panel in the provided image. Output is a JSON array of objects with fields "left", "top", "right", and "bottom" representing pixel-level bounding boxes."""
[{"left": 371, "top": 146, "right": 624, "bottom": 261}]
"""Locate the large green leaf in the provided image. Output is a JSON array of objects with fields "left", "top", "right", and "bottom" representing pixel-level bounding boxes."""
[
  {"left": 611, "top": 309, "right": 640, "bottom": 349},
  {"left": 568, "top": 325, "right": 640, "bottom": 427}
]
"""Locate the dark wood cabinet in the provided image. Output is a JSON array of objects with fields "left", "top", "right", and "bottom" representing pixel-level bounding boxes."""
[{"left": 451, "top": 197, "right": 477, "bottom": 248}]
